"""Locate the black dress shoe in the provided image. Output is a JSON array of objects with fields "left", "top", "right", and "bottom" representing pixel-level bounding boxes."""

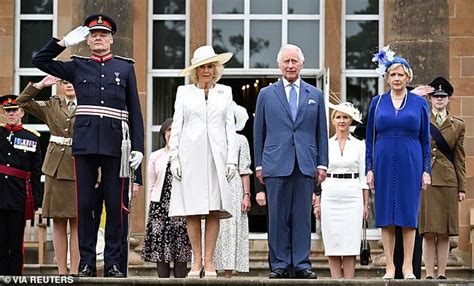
[
  {"left": 425, "top": 276, "right": 434, "bottom": 279},
  {"left": 104, "top": 265, "right": 124, "bottom": 278},
  {"left": 77, "top": 265, "right": 97, "bottom": 277},
  {"left": 269, "top": 268, "right": 289, "bottom": 279},
  {"left": 295, "top": 269, "right": 317, "bottom": 279}
]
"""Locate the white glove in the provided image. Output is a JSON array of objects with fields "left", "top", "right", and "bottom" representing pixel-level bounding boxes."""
[
  {"left": 63, "top": 26, "right": 89, "bottom": 48},
  {"left": 129, "top": 151, "right": 143, "bottom": 169},
  {"left": 226, "top": 164, "right": 237, "bottom": 182},
  {"left": 170, "top": 158, "right": 182, "bottom": 181}
]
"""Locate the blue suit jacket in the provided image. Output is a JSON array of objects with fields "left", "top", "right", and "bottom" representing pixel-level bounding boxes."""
[{"left": 253, "top": 79, "right": 328, "bottom": 178}]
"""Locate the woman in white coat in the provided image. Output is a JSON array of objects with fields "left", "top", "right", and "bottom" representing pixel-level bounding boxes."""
[
  {"left": 314, "top": 102, "right": 369, "bottom": 278},
  {"left": 168, "top": 45, "right": 237, "bottom": 278}
]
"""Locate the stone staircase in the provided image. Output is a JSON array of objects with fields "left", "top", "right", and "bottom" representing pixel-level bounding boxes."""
[{"left": 24, "top": 238, "right": 474, "bottom": 279}]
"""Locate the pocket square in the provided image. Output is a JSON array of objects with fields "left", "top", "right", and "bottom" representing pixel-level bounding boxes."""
[{"left": 308, "top": 99, "right": 316, "bottom": 105}]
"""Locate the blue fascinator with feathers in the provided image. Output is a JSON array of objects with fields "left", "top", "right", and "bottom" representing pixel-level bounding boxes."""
[{"left": 372, "top": 45, "right": 410, "bottom": 76}]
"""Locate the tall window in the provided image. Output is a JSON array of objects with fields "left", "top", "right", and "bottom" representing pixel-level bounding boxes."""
[
  {"left": 210, "top": 0, "right": 323, "bottom": 75},
  {"left": 148, "top": 0, "right": 188, "bottom": 154},
  {"left": 342, "top": 0, "right": 384, "bottom": 118},
  {"left": 15, "top": 0, "right": 57, "bottom": 159}
]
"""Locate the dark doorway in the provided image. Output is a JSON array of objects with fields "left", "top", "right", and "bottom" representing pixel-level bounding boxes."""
[{"left": 219, "top": 76, "right": 318, "bottom": 233}]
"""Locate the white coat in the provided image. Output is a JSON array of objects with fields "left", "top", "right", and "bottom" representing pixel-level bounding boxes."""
[{"left": 168, "top": 83, "right": 237, "bottom": 218}]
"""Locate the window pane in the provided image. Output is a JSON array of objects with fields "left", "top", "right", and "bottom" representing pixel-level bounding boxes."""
[
  {"left": 288, "top": 21, "right": 319, "bottom": 69},
  {"left": 20, "top": 76, "right": 52, "bottom": 124},
  {"left": 346, "top": 0, "right": 378, "bottom": 15},
  {"left": 21, "top": 0, "right": 53, "bottom": 14},
  {"left": 153, "top": 0, "right": 185, "bottom": 14},
  {"left": 346, "top": 20, "right": 378, "bottom": 69},
  {"left": 212, "top": 20, "right": 244, "bottom": 68},
  {"left": 153, "top": 21, "right": 185, "bottom": 69},
  {"left": 20, "top": 20, "right": 52, "bottom": 68},
  {"left": 213, "top": 0, "right": 244, "bottom": 14},
  {"left": 250, "top": 0, "right": 281, "bottom": 14},
  {"left": 152, "top": 77, "right": 184, "bottom": 126},
  {"left": 346, "top": 77, "right": 378, "bottom": 117},
  {"left": 288, "top": 0, "right": 319, "bottom": 14},
  {"left": 250, "top": 21, "right": 281, "bottom": 68}
]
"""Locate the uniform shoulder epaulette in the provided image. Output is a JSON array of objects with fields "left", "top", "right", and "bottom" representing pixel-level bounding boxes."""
[
  {"left": 71, "top": 54, "right": 91, "bottom": 60},
  {"left": 114, "top": 55, "right": 135, "bottom": 63},
  {"left": 23, "top": 127, "right": 41, "bottom": 137},
  {"left": 452, "top": 116, "right": 465, "bottom": 122}
]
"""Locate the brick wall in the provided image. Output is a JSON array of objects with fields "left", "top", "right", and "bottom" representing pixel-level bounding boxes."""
[{"left": 449, "top": 0, "right": 474, "bottom": 266}]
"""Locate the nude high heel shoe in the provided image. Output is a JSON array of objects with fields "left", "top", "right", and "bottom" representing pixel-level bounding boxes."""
[{"left": 187, "top": 267, "right": 203, "bottom": 278}]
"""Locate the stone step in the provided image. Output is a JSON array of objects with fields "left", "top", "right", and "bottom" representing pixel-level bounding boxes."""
[{"left": 24, "top": 264, "right": 474, "bottom": 280}]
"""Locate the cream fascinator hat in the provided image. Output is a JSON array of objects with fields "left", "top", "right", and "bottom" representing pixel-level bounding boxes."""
[
  {"left": 328, "top": 102, "right": 363, "bottom": 123},
  {"left": 179, "top": 45, "right": 233, "bottom": 76},
  {"left": 233, "top": 102, "right": 249, "bottom": 132}
]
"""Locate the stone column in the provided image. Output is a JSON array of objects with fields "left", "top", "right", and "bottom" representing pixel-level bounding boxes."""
[{"left": 384, "top": 0, "right": 449, "bottom": 85}]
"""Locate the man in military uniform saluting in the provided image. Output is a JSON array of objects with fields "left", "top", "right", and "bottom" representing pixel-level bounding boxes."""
[
  {"left": 419, "top": 77, "right": 466, "bottom": 280},
  {"left": 0, "top": 95, "right": 42, "bottom": 275},
  {"left": 32, "top": 14, "right": 144, "bottom": 278}
]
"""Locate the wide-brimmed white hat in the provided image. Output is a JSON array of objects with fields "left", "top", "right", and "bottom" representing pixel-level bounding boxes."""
[
  {"left": 179, "top": 45, "right": 233, "bottom": 76},
  {"left": 233, "top": 102, "right": 249, "bottom": 132},
  {"left": 328, "top": 102, "right": 363, "bottom": 123}
]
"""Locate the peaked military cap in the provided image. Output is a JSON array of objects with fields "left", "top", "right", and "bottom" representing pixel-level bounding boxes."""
[
  {"left": 0, "top": 94, "right": 19, "bottom": 110},
  {"left": 84, "top": 13, "right": 117, "bottom": 35},
  {"left": 429, "top": 76, "right": 454, "bottom": 97}
]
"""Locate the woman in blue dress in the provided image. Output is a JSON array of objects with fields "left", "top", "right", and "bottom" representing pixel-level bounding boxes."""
[{"left": 366, "top": 47, "right": 431, "bottom": 280}]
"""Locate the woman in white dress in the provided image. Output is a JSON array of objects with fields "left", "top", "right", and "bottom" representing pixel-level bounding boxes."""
[
  {"left": 314, "top": 102, "right": 369, "bottom": 278},
  {"left": 214, "top": 103, "right": 252, "bottom": 278},
  {"left": 168, "top": 45, "right": 237, "bottom": 278}
]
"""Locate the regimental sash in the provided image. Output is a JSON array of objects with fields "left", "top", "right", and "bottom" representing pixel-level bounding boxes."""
[{"left": 429, "top": 122, "right": 454, "bottom": 164}]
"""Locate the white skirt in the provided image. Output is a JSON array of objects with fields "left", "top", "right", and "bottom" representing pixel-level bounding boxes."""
[{"left": 320, "top": 178, "right": 363, "bottom": 256}]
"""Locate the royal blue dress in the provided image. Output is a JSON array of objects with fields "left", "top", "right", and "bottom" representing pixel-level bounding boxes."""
[{"left": 366, "top": 91, "right": 430, "bottom": 228}]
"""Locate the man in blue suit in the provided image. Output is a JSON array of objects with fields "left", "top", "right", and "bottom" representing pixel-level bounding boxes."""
[{"left": 253, "top": 44, "right": 328, "bottom": 279}]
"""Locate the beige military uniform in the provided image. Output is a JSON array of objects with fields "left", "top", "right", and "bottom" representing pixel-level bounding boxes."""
[
  {"left": 419, "top": 112, "right": 466, "bottom": 236},
  {"left": 17, "top": 83, "right": 76, "bottom": 218}
]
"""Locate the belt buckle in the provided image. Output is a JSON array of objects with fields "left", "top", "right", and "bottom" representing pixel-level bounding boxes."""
[{"left": 63, "top": 138, "right": 72, "bottom": 145}]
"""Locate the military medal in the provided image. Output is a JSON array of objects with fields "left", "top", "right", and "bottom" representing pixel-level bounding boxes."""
[{"left": 13, "top": 137, "right": 37, "bottom": 152}]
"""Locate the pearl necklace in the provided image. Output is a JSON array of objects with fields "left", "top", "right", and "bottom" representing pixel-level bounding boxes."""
[{"left": 391, "top": 93, "right": 407, "bottom": 111}]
